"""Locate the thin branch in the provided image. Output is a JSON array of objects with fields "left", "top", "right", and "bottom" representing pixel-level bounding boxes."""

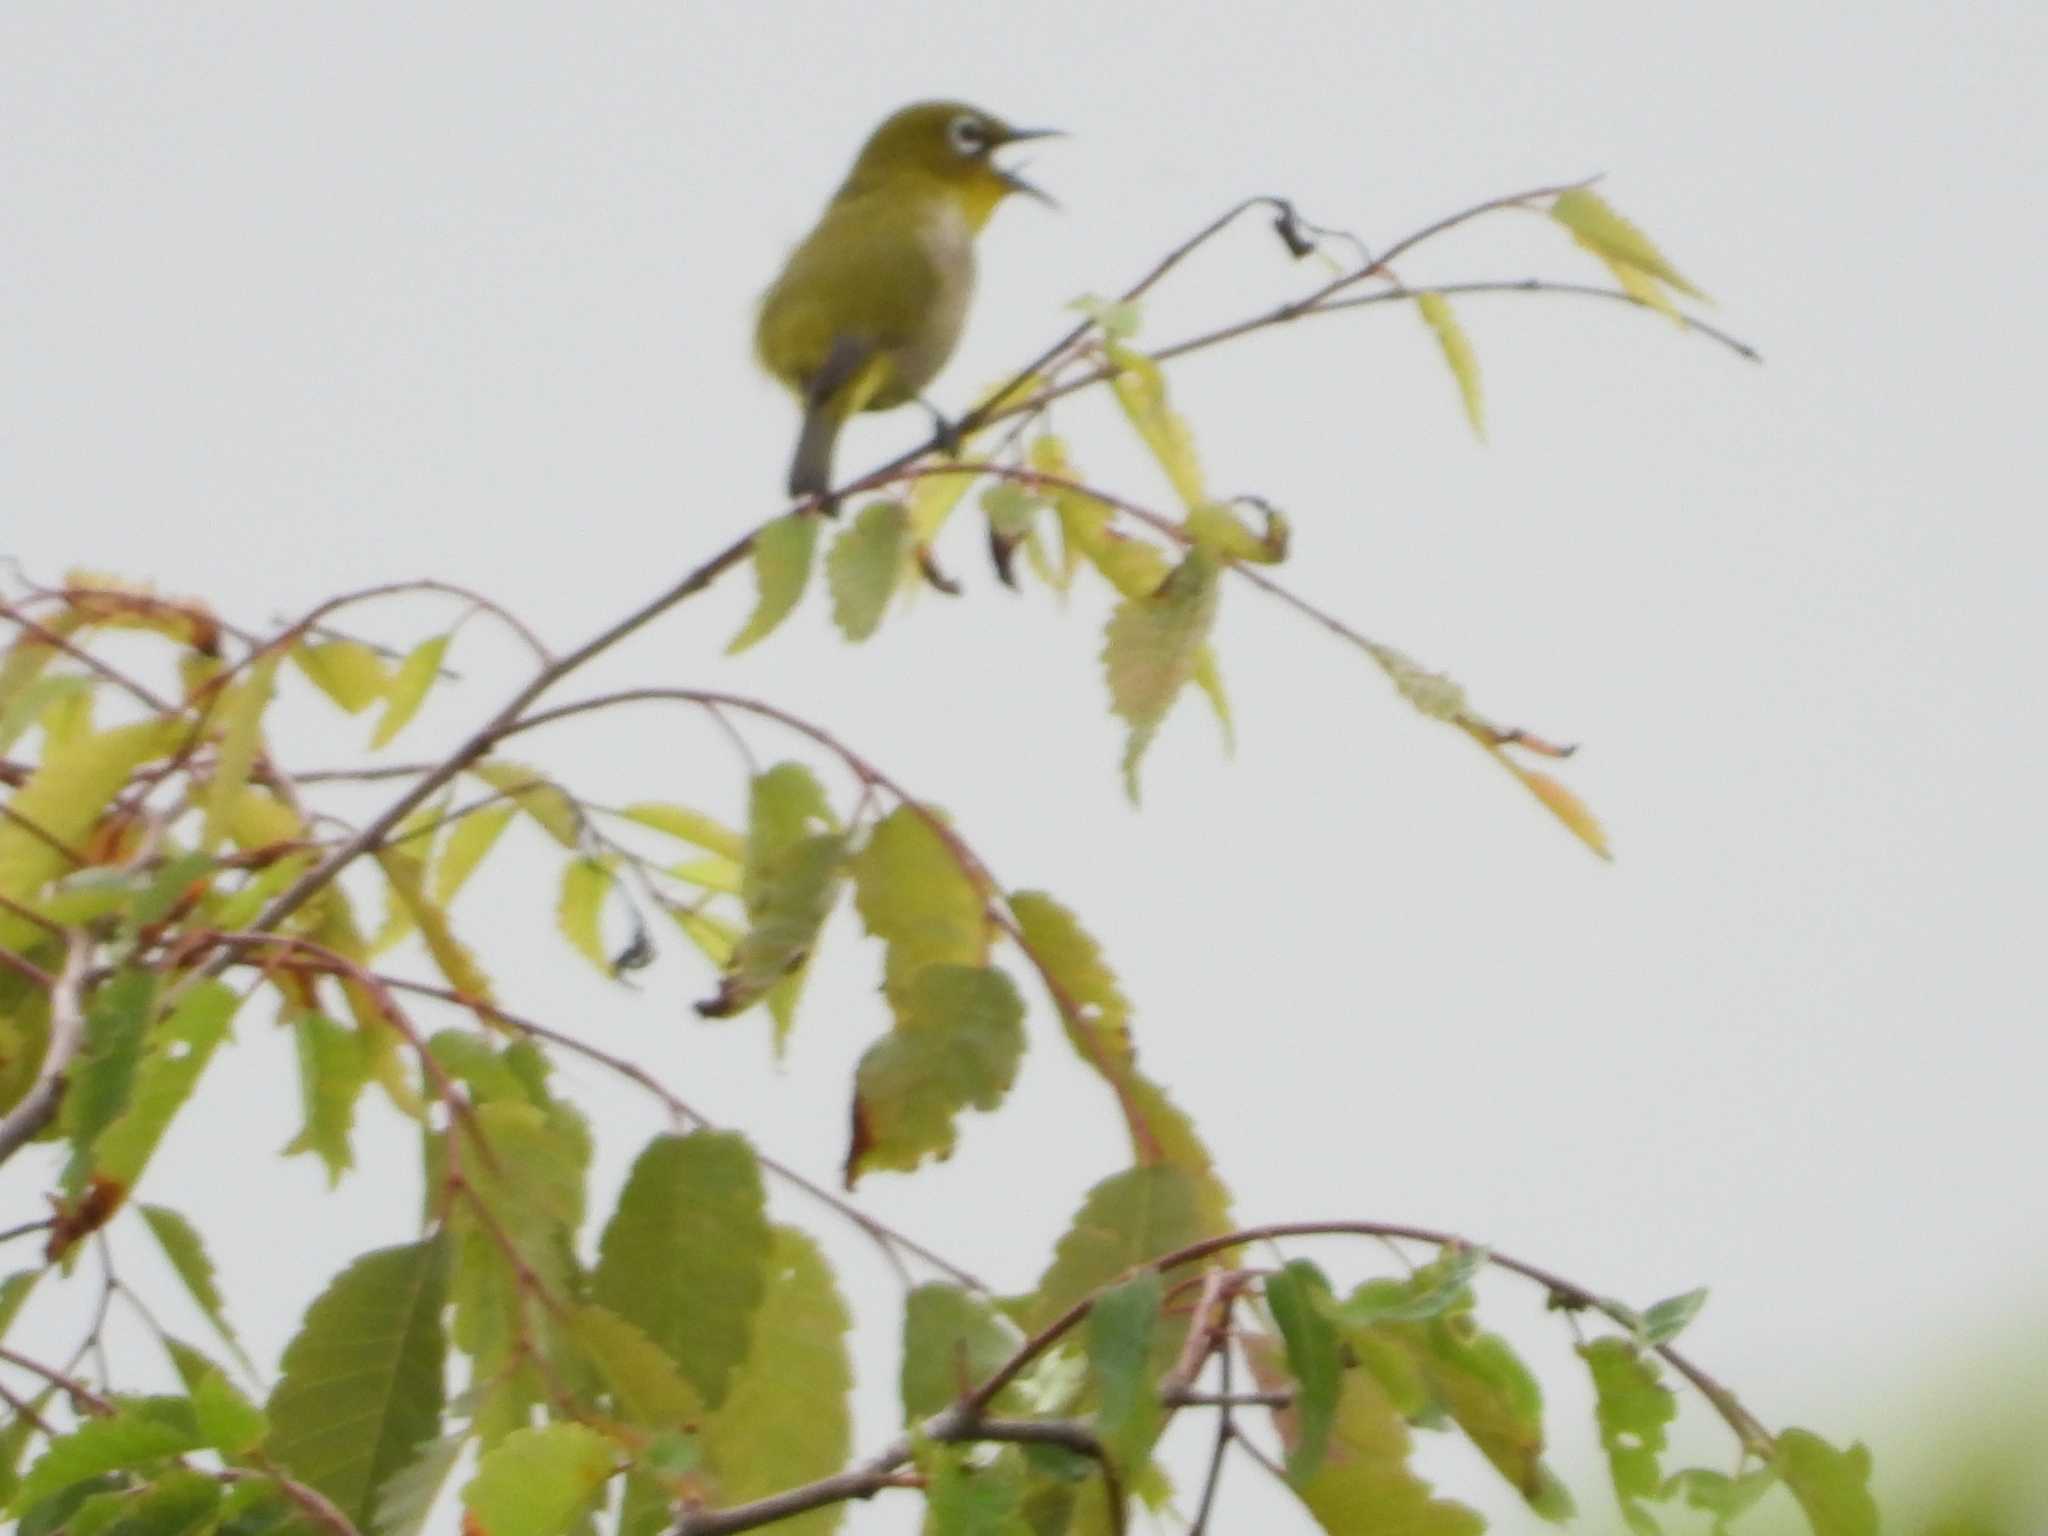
[
  {"left": 224, "top": 1464, "right": 366, "bottom": 1536},
  {"left": 0, "top": 932, "right": 91, "bottom": 1165},
  {"left": 1188, "top": 1339, "right": 1237, "bottom": 1536},
  {"left": 1320, "top": 278, "right": 1762, "bottom": 362},
  {"left": 0, "top": 1342, "right": 115, "bottom": 1416},
  {"left": 0, "top": 602, "right": 178, "bottom": 713}
]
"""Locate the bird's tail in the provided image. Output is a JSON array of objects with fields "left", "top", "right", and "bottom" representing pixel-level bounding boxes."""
[{"left": 787, "top": 402, "right": 841, "bottom": 500}]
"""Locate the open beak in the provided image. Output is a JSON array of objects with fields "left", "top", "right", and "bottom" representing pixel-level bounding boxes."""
[{"left": 995, "top": 127, "right": 1063, "bottom": 208}]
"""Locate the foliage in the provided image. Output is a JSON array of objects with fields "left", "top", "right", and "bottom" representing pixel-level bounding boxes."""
[{"left": 0, "top": 178, "right": 1922, "bottom": 1536}]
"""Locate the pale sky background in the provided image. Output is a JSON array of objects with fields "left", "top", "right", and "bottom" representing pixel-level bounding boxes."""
[{"left": 5, "top": 3, "right": 2046, "bottom": 1532}]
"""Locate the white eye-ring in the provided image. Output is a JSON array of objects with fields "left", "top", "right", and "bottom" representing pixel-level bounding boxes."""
[{"left": 948, "top": 113, "right": 990, "bottom": 157}]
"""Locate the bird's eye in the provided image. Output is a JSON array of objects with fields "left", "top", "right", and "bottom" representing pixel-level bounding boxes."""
[{"left": 947, "top": 114, "right": 990, "bottom": 157}]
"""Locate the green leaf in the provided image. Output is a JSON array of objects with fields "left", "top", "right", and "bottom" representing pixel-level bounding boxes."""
[
  {"left": 1582, "top": 1337, "right": 1678, "bottom": 1536},
  {"left": 1101, "top": 547, "right": 1222, "bottom": 798},
  {"left": 1088, "top": 1272, "right": 1162, "bottom": 1483},
  {"left": 372, "top": 1433, "right": 467, "bottom": 1536},
  {"left": 590, "top": 1132, "right": 772, "bottom": 1408},
  {"left": 618, "top": 803, "right": 745, "bottom": 862},
  {"left": 850, "top": 806, "right": 988, "bottom": 1010},
  {"left": 0, "top": 717, "right": 179, "bottom": 950},
  {"left": 571, "top": 1305, "right": 704, "bottom": 1429},
  {"left": 697, "top": 834, "right": 844, "bottom": 1020},
  {"left": 468, "top": 761, "right": 583, "bottom": 848},
  {"left": 433, "top": 802, "right": 517, "bottom": 907},
  {"left": 1775, "top": 1429, "right": 1878, "bottom": 1536},
  {"left": 68, "top": 1466, "right": 222, "bottom": 1536},
  {"left": 927, "top": 1446, "right": 1032, "bottom": 1536},
  {"left": 202, "top": 651, "right": 280, "bottom": 852},
  {"left": 463, "top": 1424, "right": 616, "bottom": 1536},
  {"left": 1416, "top": 293, "right": 1484, "bottom": 440},
  {"left": 1267, "top": 1261, "right": 1343, "bottom": 1484},
  {"left": 59, "top": 968, "right": 159, "bottom": 1195},
  {"left": 284, "top": 1012, "right": 369, "bottom": 1185},
  {"left": 1639, "top": 1287, "right": 1709, "bottom": 1346},
  {"left": 1025, "top": 1166, "right": 1210, "bottom": 1331},
  {"left": 825, "top": 499, "right": 911, "bottom": 641},
  {"left": 12, "top": 1398, "right": 204, "bottom": 1516},
  {"left": 370, "top": 634, "right": 450, "bottom": 749},
  {"left": 846, "top": 964, "right": 1026, "bottom": 1183},
  {"left": 0, "top": 1269, "right": 40, "bottom": 1338},
  {"left": 556, "top": 857, "right": 615, "bottom": 975},
  {"left": 745, "top": 763, "right": 836, "bottom": 890},
  {"left": 1662, "top": 1466, "right": 1777, "bottom": 1536},
  {"left": 292, "top": 638, "right": 391, "bottom": 715},
  {"left": 1246, "top": 1336, "right": 1483, "bottom": 1536},
  {"left": 702, "top": 1227, "right": 851, "bottom": 1535},
  {"left": 89, "top": 980, "right": 239, "bottom": 1192},
  {"left": 192, "top": 1367, "right": 268, "bottom": 1454},
  {"left": 138, "top": 1206, "right": 253, "bottom": 1374},
  {"left": 1550, "top": 187, "right": 1706, "bottom": 302},
  {"left": 1070, "top": 294, "right": 1143, "bottom": 341},
  {"left": 266, "top": 1236, "right": 450, "bottom": 1530},
  {"left": 1334, "top": 1246, "right": 1490, "bottom": 1326},
  {"left": 901, "top": 1284, "right": 1021, "bottom": 1422},
  {"left": 728, "top": 512, "right": 821, "bottom": 654}
]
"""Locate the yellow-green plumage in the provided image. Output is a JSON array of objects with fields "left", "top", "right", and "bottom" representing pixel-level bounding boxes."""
[{"left": 756, "top": 101, "right": 1053, "bottom": 499}]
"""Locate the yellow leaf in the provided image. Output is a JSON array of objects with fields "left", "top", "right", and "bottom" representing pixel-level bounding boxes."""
[
  {"left": 0, "top": 612, "right": 86, "bottom": 751},
  {"left": 203, "top": 651, "right": 280, "bottom": 852},
  {"left": 374, "top": 847, "right": 496, "bottom": 1002},
  {"left": 1551, "top": 188, "right": 1706, "bottom": 301},
  {"left": 434, "top": 802, "right": 517, "bottom": 906},
  {"left": 619, "top": 803, "right": 745, "bottom": 861},
  {"left": 557, "top": 857, "right": 614, "bottom": 975},
  {"left": 370, "top": 633, "right": 450, "bottom": 749},
  {"left": 292, "top": 639, "right": 391, "bottom": 714},
  {"left": 670, "top": 856, "right": 743, "bottom": 895},
  {"left": 1478, "top": 741, "right": 1612, "bottom": 862},
  {"left": 470, "top": 760, "right": 582, "bottom": 847},
  {"left": 1416, "top": 292, "right": 1485, "bottom": 440},
  {"left": 1108, "top": 344, "right": 1206, "bottom": 509},
  {"left": 667, "top": 905, "right": 739, "bottom": 968},
  {"left": 728, "top": 513, "right": 821, "bottom": 656}
]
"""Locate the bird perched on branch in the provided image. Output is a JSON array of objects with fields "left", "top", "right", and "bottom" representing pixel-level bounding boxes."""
[{"left": 755, "top": 101, "right": 1058, "bottom": 501}]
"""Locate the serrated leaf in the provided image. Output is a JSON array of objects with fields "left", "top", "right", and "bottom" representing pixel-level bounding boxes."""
[
  {"left": 1640, "top": 1287, "right": 1708, "bottom": 1346},
  {"left": 1775, "top": 1429, "right": 1878, "bottom": 1536},
  {"left": 463, "top": 1424, "right": 615, "bottom": 1536},
  {"left": 1101, "top": 548, "right": 1221, "bottom": 799},
  {"left": 374, "top": 847, "right": 495, "bottom": 1002},
  {"left": 1268, "top": 1261, "right": 1343, "bottom": 1484},
  {"left": 1551, "top": 188, "right": 1705, "bottom": 302},
  {"left": 1184, "top": 501, "right": 1288, "bottom": 565},
  {"left": 1335, "top": 1247, "right": 1490, "bottom": 1327},
  {"left": 1661, "top": 1466, "right": 1778, "bottom": 1536},
  {"left": 620, "top": 803, "right": 745, "bottom": 861},
  {"left": 0, "top": 718, "right": 179, "bottom": 950},
  {"left": 926, "top": 1446, "right": 1032, "bottom": 1536},
  {"left": 266, "top": 1236, "right": 449, "bottom": 1529},
  {"left": 1581, "top": 1337, "right": 1676, "bottom": 1535},
  {"left": 556, "top": 857, "right": 614, "bottom": 975},
  {"left": 433, "top": 803, "right": 517, "bottom": 907},
  {"left": 1247, "top": 1335, "right": 1484, "bottom": 1536},
  {"left": 702, "top": 1227, "right": 850, "bottom": 1536},
  {"left": 1025, "top": 1166, "right": 1210, "bottom": 1331},
  {"left": 202, "top": 651, "right": 280, "bottom": 852},
  {"left": 372, "top": 1433, "right": 466, "bottom": 1536},
  {"left": 370, "top": 634, "right": 450, "bottom": 750},
  {"left": 850, "top": 807, "right": 988, "bottom": 1010},
  {"left": 591, "top": 1132, "right": 771, "bottom": 1408},
  {"left": 846, "top": 964, "right": 1025, "bottom": 1183},
  {"left": 67, "top": 1465, "right": 222, "bottom": 1536},
  {"left": 825, "top": 500, "right": 911, "bottom": 641},
  {"left": 192, "top": 1367, "right": 268, "bottom": 1453},
  {"left": 697, "top": 833, "right": 844, "bottom": 1020},
  {"left": 901, "top": 1284, "right": 1022, "bottom": 1422},
  {"left": 1107, "top": 346, "right": 1204, "bottom": 509},
  {"left": 60, "top": 968, "right": 159, "bottom": 1194},
  {"left": 666, "top": 905, "right": 739, "bottom": 968},
  {"left": 1088, "top": 1272, "right": 1163, "bottom": 1484},
  {"left": 728, "top": 512, "right": 821, "bottom": 654},
  {"left": 469, "top": 761, "right": 582, "bottom": 848},
  {"left": 12, "top": 1399, "right": 205, "bottom": 1516},
  {"left": 292, "top": 638, "right": 391, "bottom": 715},
  {"left": 138, "top": 1206, "right": 253, "bottom": 1373},
  {"left": 1416, "top": 293, "right": 1485, "bottom": 440}
]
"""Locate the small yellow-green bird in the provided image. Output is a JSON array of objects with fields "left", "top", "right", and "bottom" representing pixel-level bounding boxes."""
[{"left": 756, "top": 101, "right": 1057, "bottom": 500}]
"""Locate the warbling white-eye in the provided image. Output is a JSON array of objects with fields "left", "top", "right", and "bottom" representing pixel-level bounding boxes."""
[{"left": 755, "top": 101, "right": 1057, "bottom": 499}]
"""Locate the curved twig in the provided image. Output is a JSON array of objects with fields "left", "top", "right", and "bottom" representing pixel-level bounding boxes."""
[{"left": 0, "top": 932, "right": 91, "bottom": 1165}]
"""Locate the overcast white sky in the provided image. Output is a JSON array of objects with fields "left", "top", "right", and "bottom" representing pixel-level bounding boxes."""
[{"left": 5, "top": 3, "right": 2046, "bottom": 1532}]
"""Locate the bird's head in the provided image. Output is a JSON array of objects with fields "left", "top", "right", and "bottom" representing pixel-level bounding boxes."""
[{"left": 839, "top": 101, "right": 1060, "bottom": 228}]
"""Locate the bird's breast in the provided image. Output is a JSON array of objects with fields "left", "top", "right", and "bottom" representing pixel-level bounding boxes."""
[{"left": 881, "top": 200, "right": 976, "bottom": 401}]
